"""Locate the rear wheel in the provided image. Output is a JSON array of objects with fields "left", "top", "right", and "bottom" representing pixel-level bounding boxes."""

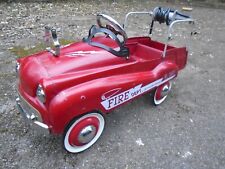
[
  {"left": 64, "top": 112, "right": 105, "bottom": 153},
  {"left": 153, "top": 81, "right": 172, "bottom": 105}
]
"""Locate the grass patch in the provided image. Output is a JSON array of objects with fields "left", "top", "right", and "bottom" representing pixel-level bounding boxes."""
[{"left": 10, "top": 39, "right": 75, "bottom": 58}]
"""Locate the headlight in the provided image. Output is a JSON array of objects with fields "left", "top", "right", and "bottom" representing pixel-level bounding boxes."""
[
  {"left": 36, "top": 84, "right": 46, "bottom": 103},
  {"left": 16, "top": 61, "right": 20, "bottom": 75}
]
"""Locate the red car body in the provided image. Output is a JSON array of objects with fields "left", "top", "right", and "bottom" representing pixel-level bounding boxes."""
[
  {"left": 17, "top": 36, "right": 187, "bottom": 134},
  {"left": 16, "top": 8, "right": 194, "bottom": 153}
]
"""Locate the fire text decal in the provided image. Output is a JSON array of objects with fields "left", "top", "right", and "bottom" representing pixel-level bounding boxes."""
[{"left": 101, "top": 75, "right": 175, "bottom": 110}]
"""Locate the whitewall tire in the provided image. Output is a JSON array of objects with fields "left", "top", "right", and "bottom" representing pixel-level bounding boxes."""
[{"left": 64, "top": 112, "right": 105, "bottom": 153}]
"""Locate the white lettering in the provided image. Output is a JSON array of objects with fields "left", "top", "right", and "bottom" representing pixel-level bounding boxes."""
[{"left": 101, "top": 75, "right": 176, "bottom": 110}]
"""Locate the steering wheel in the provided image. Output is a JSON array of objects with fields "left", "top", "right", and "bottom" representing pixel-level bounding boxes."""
[
  {"left": 83, "top": 25, "right": 129, "bottom": 58},
  {"left": 97, "top": 14, "right": 128, "bottom": 44}
]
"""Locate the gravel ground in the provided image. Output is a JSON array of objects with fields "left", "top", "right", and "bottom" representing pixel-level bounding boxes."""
[{"left": 1, "top": 1, "right": 225, "bottom": 169}]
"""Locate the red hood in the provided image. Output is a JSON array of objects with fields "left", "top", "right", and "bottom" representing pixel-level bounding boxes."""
[
  {"left": 18, "top": 37, "right": 133, "bottom": 96},
  {"left": 38, "top": 43, "right": 124, "bottom": 76}
]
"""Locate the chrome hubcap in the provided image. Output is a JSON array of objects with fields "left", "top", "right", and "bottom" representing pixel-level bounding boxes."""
[
  {"left": 78, "top": 125, "right": 96, "bottom": 144},
  {"left": 161, "top": 85, "right": 170, "bottom": 98}
]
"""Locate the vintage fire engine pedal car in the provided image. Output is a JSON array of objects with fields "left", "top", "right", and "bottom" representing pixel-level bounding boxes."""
[{"left": 15, "top": 7, "right": 194, "bottom": 153}]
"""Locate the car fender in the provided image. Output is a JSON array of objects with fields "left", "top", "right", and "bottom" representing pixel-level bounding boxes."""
[
  {"left": 48, "top": 75, "right": 138, "bottom": 134},
  {"left": 48, "top": 60, "right": 178, "bottom": 134},
  {"left": 153, "top": 60, "right": 179, "bottom": 77}
]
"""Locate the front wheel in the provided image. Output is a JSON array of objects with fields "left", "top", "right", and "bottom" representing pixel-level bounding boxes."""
[
  {"left": 153, "top": 81, "right": 172, "bottom": 106},
  {"left": 63, "top": 112, "right": 105, "bottom": 153}
]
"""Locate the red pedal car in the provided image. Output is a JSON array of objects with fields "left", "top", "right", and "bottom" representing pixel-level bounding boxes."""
[{"left": 16, "top": 7, "right": 194, "bottom": 153}]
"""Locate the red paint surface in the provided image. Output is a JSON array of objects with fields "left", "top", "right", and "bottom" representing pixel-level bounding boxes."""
[
  {"left": 68, "top": 116, "right": 99, "bottom": 146},
  {"left": 17, "top": 36, "right": 187, "bottom": 134}
]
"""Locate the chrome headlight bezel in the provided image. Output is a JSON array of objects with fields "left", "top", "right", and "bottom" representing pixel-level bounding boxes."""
[
  {"left": 36, "top": 84, "right": 46, "bottom": 103},
  {"left": 16, "top": 61, "right": 20, "bottom": 76}
]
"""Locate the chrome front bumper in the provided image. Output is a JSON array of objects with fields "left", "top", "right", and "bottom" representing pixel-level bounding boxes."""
[{"left": 16, "top": 95, "right": 49, "bottom": 135}]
